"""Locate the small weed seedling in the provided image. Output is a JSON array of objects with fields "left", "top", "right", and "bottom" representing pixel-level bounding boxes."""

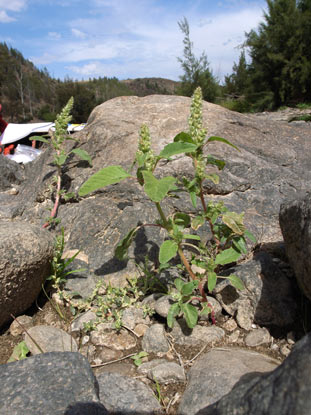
[
  {"left": 79, "top": 87, "right": 255, "bottom": 328},
  {"left": 31, "top": 97, "right": 91, "bottom": 228},
  {"left": 130, "top": 351, "right": 149, "bottom": 367}
]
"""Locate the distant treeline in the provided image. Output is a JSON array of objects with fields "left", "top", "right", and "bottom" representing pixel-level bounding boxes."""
[
  {"left": 0, "top": 42, "right": 178, "bottom": 123},
  {"left": 1, "top": 0, "right": 311, "bottom": 122}
]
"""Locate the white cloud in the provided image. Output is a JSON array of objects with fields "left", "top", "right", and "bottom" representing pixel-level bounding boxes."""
[
  {"left": 0, "top": 10, "right": 15, "bottom": 22},
  {"left": 0, "top": 0, "right": 27, "bottom": 12},
  {"left": 31, "top": 1, "right": 266, "bottom": 81},
  {"left": 48, "top": 32, "right": 62, "bottom": 40},
  {"left": 71, "top": 28, "right": 87, "bottom": 39}
]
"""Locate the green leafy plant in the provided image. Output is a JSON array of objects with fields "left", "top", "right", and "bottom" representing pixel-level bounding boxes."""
[
  {"left": 7, "top": 341, "right": 30, "bottom": 363},
  {"left": 47, "top": 227, "right": 84, "bottom": 293},
  {"left": 78, "top": 87, "right": 255, "bottom": 328},
  {"left": 31, "top": 97, "right": 91, "bottom": 228},
  {"left": 130, "top": 351, "right": 149, "bottom": 367},
  {"left": 78, "top": 279, "right": 154, "bottom": 331}
]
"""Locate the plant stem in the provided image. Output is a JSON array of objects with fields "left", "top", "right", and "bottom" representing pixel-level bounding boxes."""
[
  {"left": 178, "top": 247, "right": 197, "bottom": 281},
  {"left": 43, "top": 166, "right": 61, "bottom": 228},
  {"left": 155, "top": 202, "right": 169, "bottom": 228}
]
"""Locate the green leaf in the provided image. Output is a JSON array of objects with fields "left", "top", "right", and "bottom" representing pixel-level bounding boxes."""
[
  {"left": 56, "top": 153, "right": 67, "bottom": 166},
  {"left": 71, "top": 148, "right": 92, "bottom": 166},
  {"left": 206, "top": 155, "right": 226, "bottom": 170},
  {"left": 173, "top": 132, "right": 195, "bottom": 144},
  {"left": 159, "top": 142, "right": 197, "bottom": 158},
  {"left": 182, "top": 234, "right": 201, "bottom": 241},
  {"left": 244, "top": 229, "right": 257, "bottom": 243},
  {"left": 191, "top": 215, "right": 205, "bottom": 230},
  {"left": 142, "top": 171, "right": 176, "bottom": 203},
  {"left": 207, "top": 136, "right": 240, "bottom": 151},
  {"left": 204, "top": 174, "right": 219, "bottom": 184},
  {"left": 190, "top": 191, "right": 197, "bottom": 208},
  {"left": 79, "top": 166, "right": 131, "bottom": 196},
  {"left": 174, "top": 278, "right": 184, "bottom": 292},
  {"left": 159, "top": 240, "right": 178, "bottom": 264},
  {"left": 30, "top": 135, "right": 49, "bottom": 143},
  {"left": 167, "top": 303, "right": 180, "bottom": 328},
  {"left": 222, "top": 212, "right": 245, "bottom": 235},
  {"left": 174, "top": 212, "right": 191, "bottom": 228},
  {"left": 7, "top": 341, "right": 29, "bottom": 363},
  {"left": 208, "top": 272, "right": 217, "bottom": 292},
  {"left": 181, "top": 303, "right": 198, "bottom": 328},
  {"left": 232, "top": 237, "right": 247, "bottom": 254},
  {"left": 227, "top": 274, "right": 245, "bottom": 290},
  {"left": 115, "top": 227, "right": 138, "bottom": 261},
  {"left": 181, "top": 281, "right": 196, "bottom": 296},
  {"left": 215, "top": 247, "right": 241, "bottom": 265}
]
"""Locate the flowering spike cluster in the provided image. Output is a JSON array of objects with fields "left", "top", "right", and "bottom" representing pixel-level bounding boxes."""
[
  {"left": 54, "top": 96, "right": 74, "bottom": 146},
  {"left": 189, "top": 87, "right": 207, "bottom": 146},
  {"left": 136, "top": 124, "right": 156, "bottom": 171}
]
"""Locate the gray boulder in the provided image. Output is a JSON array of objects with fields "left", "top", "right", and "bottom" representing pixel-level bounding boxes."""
[
  {"left": 0, "top": 352, "right": 104, "bottom": 415},
  {"left": 178, "top": 347, "right": 279, "bottom": 415},
  {"left": 0, "top": 154, "right": 24, "bottom": 191},
  {"left": 0, "top": 220, "right": 54, "bottom": 327},
  {"left": 214, "top": 251, "right": 298, "bottom": 330},
  {"left": 198, "top": 332, "right": 311, "bottom": 415},
  {"left": 97, "top": 372, "right": 162, "bottom": 414},
  {"left": 279, "top": 192, "right": 311, "bottom": 301}
]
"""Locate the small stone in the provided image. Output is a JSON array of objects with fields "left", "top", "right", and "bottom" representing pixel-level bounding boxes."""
[
  {"left": 9, "top": 315, "right": 33, "bottom": 336},
  {"left": 245, "top": 328, "right": 271, "bottom": 347},
  {"left": 7, "top": 187, "right": 18, "bottom": 195},
  {"left": 154, "top": 295, "right": 174, "bottom": 318},
  {"left": 222, "top": 318, "right": 237, "bottom": 332},
  {"left": 191, "top": 264, "right": 206, "bottom": 275},
  {"left": 90, "top": 329, "right": 136, "bottom": 351},
  {"left": 122, "top": 307, "right": 146, "bottom": 330},
  {"left": 82, "top": 335, "right": 90, "bottom": 345},
  {"left": 71, "top": 310, "right": 97, "bottom": 332},
  {"left": 23, "top": 325, "right": 78, "bottom": 354},
  {"left": 270, "top": 343, "right": 279, "bottom": 351},
  {"left": 98, "top": 347, "right": 123, "bottom": 362},
  {"left": 251, "top": 324, "right": 257, "bottom": 329},
  {"left": 287, "top": 331, "right": 295, "bottom": 345},
  {"left": 92, "top": 358, "right": 103, "bottom": 366},
  {"left": 142, "top": 324, "right": 170, "bottom": 353},
  {"left": 170, "top": 319, "right": 225, "bottom": 346},
  {"left": 79, "top": 344, "right": 96, "bottom": 361},
  {"left": 148, "top": 362, "right": 186, "bottom": 384},
  {"left": 134, "top": 323, "right": 149, "bottom": 337},
  {"left": 138, "top": 359, "right": 168, "bottom": 375},
  {"left": 97, "top": 372, "right": 162, "bottom": 413},
  {"left": 280, "top": 344, "right": 291, "bottom": 357},
  {"left": 228, "top": 330, "right": 240, "bottom": 343}
]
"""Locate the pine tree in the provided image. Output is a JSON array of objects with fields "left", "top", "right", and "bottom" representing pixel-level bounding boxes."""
[
  {"left": 177, "top": 17, "right": 219, "bottom": 102},
  {"left": 245, "top": 0, "right": 311, "bottom": 108}
]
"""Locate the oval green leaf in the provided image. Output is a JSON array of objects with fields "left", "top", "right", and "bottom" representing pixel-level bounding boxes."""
[
  {"left": 142, "top": 171, "right": 176, "bottom": 203},
  {"left": 159, "top": 142, "right": 197, "bottom": 158},
  {"left": 207, "top": 136, "right": 240, "bottom": 151},
  {"left": 79, "top": 166, "right": 131, "bottom": 196},
  {"left": 215, "top": 247, "right": 241, "bottom": 265},
  {"left": 167, "top": 303, "right": 180, "bottom": 328},
  {"left": 159, "top": 240, "right": 178, "bottom": 264},
  {"left": 181, "top": 303, "right": 198, "bottom": 328},
  {"left": 227, "top": 274, "right": 245, "bottom": 290}
]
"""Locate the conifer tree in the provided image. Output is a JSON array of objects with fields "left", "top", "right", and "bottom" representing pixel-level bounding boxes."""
[{"left": 177, "top": 17, "right": 219, "bottom": 102}]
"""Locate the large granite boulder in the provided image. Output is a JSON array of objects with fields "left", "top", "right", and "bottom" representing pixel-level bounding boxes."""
[
  {"left": 0, "top": 97, "right": 310, "bottom": 280},
  {"left": 198, "top": 332, "right": 311, "bottom": 415},
  {"left": 0, "top": 220, "right": 54, "bottom": 327},
  {"left": 279, "top": 192, "right": 311, "bottom": 301}
]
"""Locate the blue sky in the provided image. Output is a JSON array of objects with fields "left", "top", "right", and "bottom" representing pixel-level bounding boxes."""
[{"left": 0, "top": 0, "right": 267, "bottom": 82}]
